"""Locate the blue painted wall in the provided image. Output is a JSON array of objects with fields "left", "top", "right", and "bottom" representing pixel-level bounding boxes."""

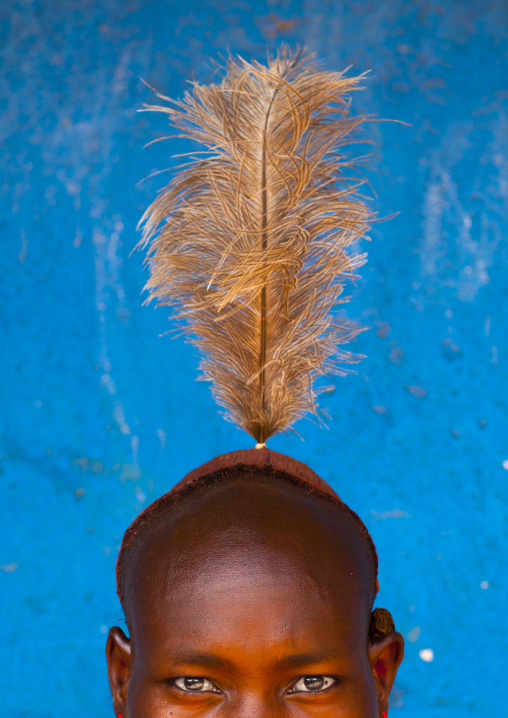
[{"left": 2, "top": 1, "right": 507, "bottom": 715}]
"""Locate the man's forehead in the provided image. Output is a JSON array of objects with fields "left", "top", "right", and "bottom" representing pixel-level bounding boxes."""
[
  {"left": 131, "top": 545, "right": 367, "bottom": 665},
  {"left": 132, "top": 477, "right": 366, "bottom": 575}
]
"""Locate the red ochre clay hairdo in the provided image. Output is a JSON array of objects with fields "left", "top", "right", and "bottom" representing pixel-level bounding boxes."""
[{"left": 122, "top": 46, "right": 396, "bottom": 642}]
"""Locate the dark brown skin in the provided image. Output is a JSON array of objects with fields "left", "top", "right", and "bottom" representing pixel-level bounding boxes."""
[{"left": 107, "top": 476, "right": 404, "bottom": 717}]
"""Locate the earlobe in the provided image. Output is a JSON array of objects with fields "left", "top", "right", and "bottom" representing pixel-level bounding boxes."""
[
  {"left": 368, "top": 630, "right": 405, "bottom": 715},
  {"left": 106, "top": 626, "right": 132, "bottom": 716}
]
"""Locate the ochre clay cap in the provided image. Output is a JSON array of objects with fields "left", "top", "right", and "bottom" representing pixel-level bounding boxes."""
[{"left": 170, "top": 448, "right": 340, "bottom": 500}]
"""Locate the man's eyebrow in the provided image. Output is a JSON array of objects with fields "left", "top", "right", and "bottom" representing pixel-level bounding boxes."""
[
  {"left": 274, "top": 652, "right": 337, "bottom": 668},
  {"left": 170, "top": 653, "right": 235, "bottom": 669}
]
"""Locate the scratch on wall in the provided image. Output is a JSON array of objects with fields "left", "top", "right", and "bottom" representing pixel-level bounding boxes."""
[{"left": 420, "top": 117, "right": 506, "bottom": 302}]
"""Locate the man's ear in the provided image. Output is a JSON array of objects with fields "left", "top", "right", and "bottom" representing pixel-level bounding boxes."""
[
  {"left": 106, "top": 626, "right": 132, "bottom": 716},
  {"left": 368, "top": 631, "right": 404, "bottom": 715}
]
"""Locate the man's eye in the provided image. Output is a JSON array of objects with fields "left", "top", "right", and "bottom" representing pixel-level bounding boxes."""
[
  {"left": 173, "top": 676, "right": 218, "bottom": 693},
  {"left": 290, "top": 675, "right": 336, "bottom": 693}
]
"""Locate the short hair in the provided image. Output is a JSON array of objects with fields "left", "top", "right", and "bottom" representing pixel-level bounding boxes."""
[{"left": 116, "top": 463, "right": 379, "bottom": 618}]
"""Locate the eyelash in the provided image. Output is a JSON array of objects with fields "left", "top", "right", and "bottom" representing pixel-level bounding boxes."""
[
  {"left": 288, "top": 675, "right": 337, "bottom": 694},
  {"left": 171, "top": 675, "right": 337, "bottom": 695},
  {"left": 172, "top": 677, "right": 220, "bottom": 694}
]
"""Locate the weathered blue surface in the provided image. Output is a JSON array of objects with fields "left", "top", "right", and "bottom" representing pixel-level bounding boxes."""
[{"left": 1, "top": 1, "right": 507, "bottom": 715}]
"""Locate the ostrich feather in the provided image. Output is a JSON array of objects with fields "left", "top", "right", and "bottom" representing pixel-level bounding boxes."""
[{"left": 139, "top": 46, "right": 375, "bottom": 444}]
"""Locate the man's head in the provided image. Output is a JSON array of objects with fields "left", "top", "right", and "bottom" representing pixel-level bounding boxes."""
[{"left": 107, "top": 461, "right": 403, "bottom": 717}]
